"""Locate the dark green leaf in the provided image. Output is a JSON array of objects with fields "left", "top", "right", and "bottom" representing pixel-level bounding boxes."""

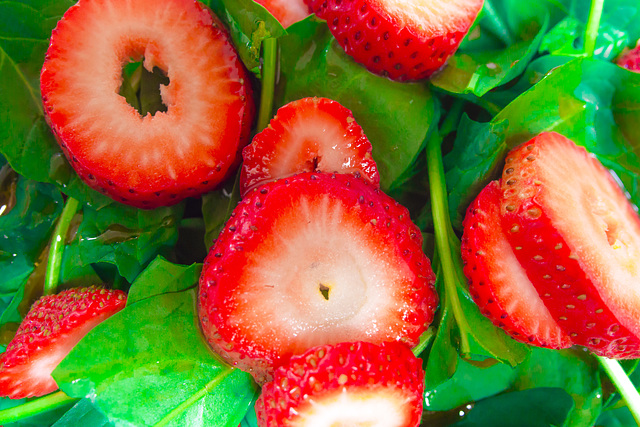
[
  {"left": 202, "top": 173, "right": 240, "bottom": 250},
  {"left": 53, "top": 288, "right": 256, "bottom": 426},
  {"left": 127, "top": 256, "right": 201, "bottom": 305}
]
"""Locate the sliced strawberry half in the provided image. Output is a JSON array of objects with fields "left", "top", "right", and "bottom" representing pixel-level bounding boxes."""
[
  {"left": 198, "top": 172, "right": 437, "bottom": 383},
  {"left": 254, "top": 0, "right": 310, "bottom": 28},
  {"left": 617, "top": 40, "right": 640, "bottom": 72},
  {"left": 255, "top": 341, "right": 424, "bottom": 427},
  {"left": 240, "top": 97, "right": 379, "bottom": 196},
  {"left": 305, "top": 0, "right": 484, "bottom": 81},
  {"left": 462, "top": 181, "right": 572, "bottom": 349},
  {"left": 500, "top": 132, "right": 640, "bottom": 358},
  {"left": 0, "top": 287, "right": 127, "bottom": 399},
  {"left": 41, "top": 0, "right": 254, "bottom": 208}
]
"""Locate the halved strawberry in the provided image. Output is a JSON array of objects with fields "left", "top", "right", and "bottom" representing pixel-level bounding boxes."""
[
  {"left": 617, "top": 40, "right": 640, "bottom": 72},
  {"left": 240, "top": 97, "right": 379, "bottom": 196},
  {"left": 41, "top": 0, "right": 254, "bottom": 208},
  {"left": 462, "top": 181, "right": 572, "bottom": 349},
  {"left": 198, "top": 172, "right": 437, "bottom": 383},
  {"left": 256, "top": 341, "right": 424, "bottom": 427},
  {"left": 305, "top": 0, "right": 484, "bottom": 81},
  {"left": 254, "top": 0, "right": 310, "bottom": 28},
  {"left": 500, "top": 132, "right": 640, "bottom": 358},
  {"left": 0, "top": 287, "right": 127, "bottom": 399}
]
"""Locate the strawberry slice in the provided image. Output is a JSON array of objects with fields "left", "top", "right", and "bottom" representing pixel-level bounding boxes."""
[
  {"left": 240, "top": 97, "right": 379, "bottom": 196},
  {"left": 254, "top": 0, "right": 310, "bottom": 27},
  {"left": 617, "top": 40, "right": 640, "bottom": 72},
  {"left": 198, "top": 172, "right": 437, "bottom": 383},
  {"left": 0, "top": 287, "right": 127, "bottom": 399},
  {"left": 462, "top": 181, "right": 572, "bottom": 349},
  {"left": 41, "top": 0, "right": 254, "bottom": 208},
  {"left": 500, "top": 132, "right": 640, "bottom": 358},
  {"left": 256, "top": 341, "right": 424, "bottom": 427},
  {"left": 305, "top": 0, "right": 484, "bottom": 81}
]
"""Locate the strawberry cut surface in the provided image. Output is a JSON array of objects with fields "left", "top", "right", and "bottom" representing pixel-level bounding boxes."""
[
  {"left": 255, "top": 341, "right": 424, "bottom": 427},
  {"left": 462, "top": 181, "right": 572, "bottom": 349},
  {"left": 198, "top": 172, "right": 437, "bottom": 383},
  {"left": 500, "top": 132, "right": 640, "bottom": 358},
  {"left": 306, "top": 0, "right": 484, "bottom": 80},
  {"left": 617, "top": 40, "right": 640, "bottom": 72},
  {"left": 0, "top": 287, "right": 127, "bottom": 399},
  {"left": 254, "top": 0, "right": 310, "bottom": 27},
  {"left": 41, "top": 0, "right": 254, "bottom": 208},
  {"left": 240, "top": 97, "right": 379, "bottom": 196}
]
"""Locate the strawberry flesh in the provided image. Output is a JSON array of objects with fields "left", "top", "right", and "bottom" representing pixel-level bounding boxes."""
[
  {"left": 240, "top": 97, "right": 380, "bottom": 196},
  {"left": 500, "top": 132, "right": 640, "bottom": 358},
  {"left": 198, "top": 172, "right": 437, "bottom": 383},
  {"left": 617, "top": 41, "right": 640, "bottom": 72},
  {"left": 0, "top": 287, "right": 127, "bottom": 399},
  {"left": 41, "top": 0, "right": 254, "bottom": 208},
  {"left": 462, "top": 181, "right": 572, "bottom": 349},
  {"left": 254, "top": 0, "right": 310, "bottom": 27},
  {"left": 255, "top": 341, "right": 424, "bottom": 427},
  {"left": 306, "top": 0, "right": 484, "bottom": 80}
]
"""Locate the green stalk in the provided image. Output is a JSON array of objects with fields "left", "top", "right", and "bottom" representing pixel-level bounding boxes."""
[
  {"left": 426, "top": 131, "right": 470, "bottom": 356},
  {"left": 583, "top": 0, "right": 605, "bottom": 57},
  {"left": 0, "top": 391, "right": 77, "bottom": 424},
  {"left": 257, "top": 38, "right": 277, "bottom": 132},
  {"left": 44, "top": 197, "right": 80, "bottom": 296},
  {"left": 153, "top": 368, "right": 235, "bottom": 427},
  {"left": 597, "top": 356, "right": 640, "bottom": 426}
]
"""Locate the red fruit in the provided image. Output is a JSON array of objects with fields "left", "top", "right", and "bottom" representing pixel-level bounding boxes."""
[
  {"left": 305, "top": 0, "right": 484, "bottom": 81},
  {"left": 255, "top": 341, "right": 424, "bottom": 427},
  {"left": 0, "top": 287, "right": 127, "bottom": 399},
  {"left": 500, "top": 132, "right": 640, "bottom": 358},
  {"left": 617, "top": 40, "right": 640, "bottom": 72},
  {"left": 41, "top": 0, "right": 254, "bottom": 208},
  {"left": 240, "top": 97, "right": 379, "bottom": 196},
  {"left": 198, "top": 172, "right": 437, "bottom": 383},
  {"left": 462, "top": 181, "right": 572, "bottom": 349},
  {"left": 254, "top": 0, "right": 310, "bottom": 27}
]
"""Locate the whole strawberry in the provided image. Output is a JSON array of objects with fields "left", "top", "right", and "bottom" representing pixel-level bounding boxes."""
[
  {"left": 306, "top": 0, "right": 484, "bottom": 81},
  {"left": 0, "top": 287, "right": 127, "bottom": 399},
  {"left": 256, "top": 341, "right": 425, "bottom": 427}
]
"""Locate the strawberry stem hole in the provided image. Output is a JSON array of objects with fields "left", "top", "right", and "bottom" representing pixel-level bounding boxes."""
[
  {"left": 119, "top": 59, "right": 169, "bottom": 117},
  {"left": 318, "top": 283, "right": 331, "bottom": 300}
]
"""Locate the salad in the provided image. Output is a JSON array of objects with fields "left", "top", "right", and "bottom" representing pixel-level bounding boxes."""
[{"left": 1, "top": 0, "right": 640, "bottom": 425}]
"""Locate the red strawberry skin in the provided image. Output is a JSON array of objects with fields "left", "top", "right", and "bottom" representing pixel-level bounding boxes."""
[
  {"left": 255, "top": 341, "right": 424, "bottom": 427},
  {"left": 240, "top": 97, "right": 379, "bottom": 196},
  {"left": 0, "top": 287, "right": 127, "bottom": 399},
  {"left": 198, "top": 172, "right": 437, "bottom": 383},
  {"left": 254, "top": 0, "right": 311, "bottom": 27},
  {"left": 306, "top": 0, "right": 484, "bottom": 81},
  {"left": 500, "top": 132, "right": 640, "bottom": 358},
  {"left": 617, "top": 41, "right": 640, "bottom": 72},
  {"left": 41, "top": 0, "right": 254, "bottom": 208},
  {"left": 462, "top": 181, "right": 572, "bottom": 349}
]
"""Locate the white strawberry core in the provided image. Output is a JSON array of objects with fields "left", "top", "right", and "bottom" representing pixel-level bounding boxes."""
[
  {"left": 231, "top": 193, "right": 413, "bottom": 353},
  {"left": 291, "top": 388, "right": 410, "bottom": 427},
  {"left": 372, "top": 0, "right": 483, "bottom": 35}
]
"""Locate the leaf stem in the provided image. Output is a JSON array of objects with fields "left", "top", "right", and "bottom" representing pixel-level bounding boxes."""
[
  {"left": 0, "top": 391, "right": 77, "bottom": 424},
  {"left": 257, "top": 37, "right": 278, "bottom": 132},
  {"left": 426, "top": 131, "right": 471, "bottom": 356},
  {"left": 153, "top": 368, "right": 235, "bottom": 427},
  {"left": 597, "top": 356, "right": 640, "bottom": 426},
  {"left": 44, "top": 197, "right": 80, "bottom": 296},
  {"left": 583, "top": 0, "right": 605, "bottom": 57}
]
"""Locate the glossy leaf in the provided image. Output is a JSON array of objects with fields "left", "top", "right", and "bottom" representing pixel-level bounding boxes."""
[
  {"left": 201, "top": 173, "right": 240, "bottom": 251},
  {"left": 52, "top": 399, "right": 112, "bottom": 427},
  {"left": 127, "top": 256, "right": 201, "bottom": 305},
  {"left": 53, "top": 288, "right": 257, "bottom": 426}
]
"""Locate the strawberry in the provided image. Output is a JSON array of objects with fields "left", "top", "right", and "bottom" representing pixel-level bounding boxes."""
[
  {"left": 0, "top": 287, "right": 126, "bottom": 399},
  {"left": 462, "top": 181, "right": 572, "bottom": 349},
  {"left": 41, "top": 0, "right": 254, "bottom": 209},
  {"left": 255, "top": 341, "right": 424, "bottom": 427},
  {"left": 617, "top": 40, "right": 640, "bottom": 72},
  {"left": 498, "top": 132, "right": 640, "bottom": 358},
  {"left": 240, "top": 97, "right": 379, "bottom": 196},
  {"left": 198, "top": 172, "right": 437, "bottom": 383},
  {"left": 254, "top": 0, "right": 311, "bottom": 28},
  {"left": 305, "top": 0, "right": 484, "bottom": 81}
]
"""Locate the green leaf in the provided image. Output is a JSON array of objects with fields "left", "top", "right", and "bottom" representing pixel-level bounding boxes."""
[
  {"left": 53, "top": 288, "right": 256, "bottom": 426},
  {"left": 52, "top": 399, "right": 112, "bottom": 427},
  {"left": 127, "top": 256, "right": 201, "bottom": 305},
  {"left": 201, "top": 173, "right": 240, "bottom": 250},
  {"left": 276, "top": 17, "right": 438, "bottom": 191},
  {"left": 60, "top": 202, "right": 185, "bottom": 283}
]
